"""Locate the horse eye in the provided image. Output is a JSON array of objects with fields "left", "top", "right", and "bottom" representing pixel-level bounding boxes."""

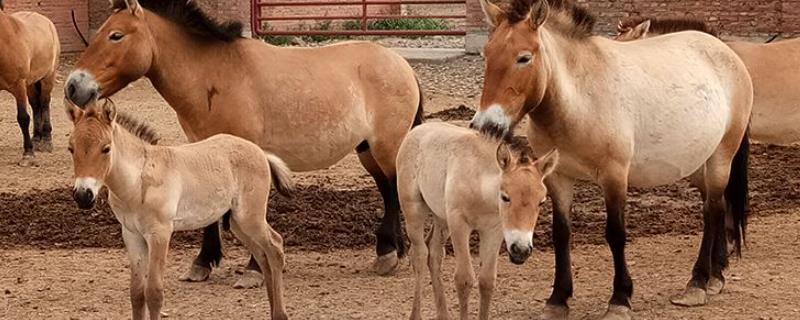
[
  {"left": 517, "top": 54, "right": 532, "bottom": 64},
  {"left": 109, "top": 32, "right": 125, "bottom": 41},
  {"left": 102, "top": 145, "right": 111, "bottom": 154},
  {"left": 501, "top": 193, "right": 511, "bottom": 203}
]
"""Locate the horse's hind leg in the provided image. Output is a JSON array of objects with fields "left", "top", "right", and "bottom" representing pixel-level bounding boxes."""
[
  {"left": 358, "top": 146, "right": 404, "bottom": 276},
  {"left": 401, "top": 191, "right": 432, "bottom": 320},
  {"left": 34, "top": 72, "right": 55, "bottom": 152},
  {"left": 428, "top": 216, "right": 451, "bottom": 320},
  {"left": 11, "top": 81, "right": 34, "bottom": 166},
  {"left": 179, "top": 223, "right": 222, "bottom": 282},
  {"left": 231, "top": 216, "right": 287, "bottom": 320},
  {"left": 26, "top": 82, "right": 43, "bottom": 150}
]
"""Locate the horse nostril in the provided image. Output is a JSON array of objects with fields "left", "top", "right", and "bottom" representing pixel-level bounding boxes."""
[{"left": 67, "top": 82, "right": 77, "bottom": 100}]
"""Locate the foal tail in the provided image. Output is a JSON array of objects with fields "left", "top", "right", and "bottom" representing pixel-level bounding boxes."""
[
  {"left": 265, "top": 152, "right": 295, "bottom": 197},
  {"left": 725, "top": 127, "right": 749, "bottom": 257}
]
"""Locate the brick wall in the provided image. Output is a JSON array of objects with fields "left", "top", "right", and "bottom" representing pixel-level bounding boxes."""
[
  {"left": 5, "top": 0, "right": 89, "bottom": 53},
  {"left": 467, "top": 0, "right": 800, "bottom": 39}
]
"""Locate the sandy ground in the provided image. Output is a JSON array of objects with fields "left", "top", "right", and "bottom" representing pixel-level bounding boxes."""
[{"left": 1, "top": 57, "right": 799, "bottom": 319}]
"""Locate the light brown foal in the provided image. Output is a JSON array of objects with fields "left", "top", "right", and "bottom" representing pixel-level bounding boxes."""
[{"left": 66, "top": 99, "right": 293, "bottom": 320}]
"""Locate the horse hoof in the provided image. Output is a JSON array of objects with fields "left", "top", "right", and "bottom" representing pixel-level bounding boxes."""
[
  {"left": 373, "top": 251, "right": 400, "bottom": 276},
  {"left": 17, "top": 155, "right": 36, "bottom": 167},
  {"left": 34, "top": 140, "right": 53, "bottom": 153},
  {"left": 599, "top": 305, "right": 632, "bottom": 320},
  {"left": 670, "top": 287, "right": 708, "bottom": 307},
  {"left": 178, "top": 264, "right": 211, "bottom": 282},
  {"left": 540, "top": 304, "right": 568, "bottom": 320},
  {"left": 707, "top": 277, "right": 725, "bottom": 295},
  {"left": 233, "top": 269, "right": 264, "bottom": 289}
]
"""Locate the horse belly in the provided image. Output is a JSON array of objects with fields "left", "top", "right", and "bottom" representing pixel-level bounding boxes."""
[{"left": 172, "top": 189, "right": 233, "bottom": 232}]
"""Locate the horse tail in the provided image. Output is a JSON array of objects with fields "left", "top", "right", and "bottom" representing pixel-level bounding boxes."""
[
  {"left": 725, "top": 126, "right": 749, "bottom": 257},
  {"left": 765, "top": 33, "right": 781, "bottom": 43},
  {"left": 412, "top": 75, "right": 425, "bottom": 128},
  {"left": 265, "top": 152, "right": 295, "bottom": 197}
]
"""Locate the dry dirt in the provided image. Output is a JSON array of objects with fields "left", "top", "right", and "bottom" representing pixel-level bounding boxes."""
[{"left": 1, "top": 57, "right": 799, "bottom": 319}]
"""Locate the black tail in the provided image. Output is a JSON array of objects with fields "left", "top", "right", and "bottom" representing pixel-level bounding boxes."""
[
  {"left": 412, "top": 75, "right": 425, "bottom": 127},
  {"left": 765, "top": 33, "right": 781, "bottom": 43},
  {"left": 725, "top": 127, "right": 749, "bottom": 257}
]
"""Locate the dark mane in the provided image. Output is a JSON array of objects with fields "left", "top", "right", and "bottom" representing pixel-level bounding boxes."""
[
  {"left": 0, "top": 0, "right": 4, "bottom": 11},
  {"left": 620, "top": 17, "right": 718, "bottom": 37},
  {"left": 115, "top": 112, "right": 160, "bottom": 145},
  {"left": 112, "top": 0, "right": 243, "bottom": 42},
  {"left": 508, "top": 0, "right": 596, "bottom": 39}
]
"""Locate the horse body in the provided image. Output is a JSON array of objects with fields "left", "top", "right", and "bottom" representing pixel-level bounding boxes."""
[
  {"left": 0, "top": 10, "right": 59, "bottom": 164},
  {"left": 67, "top": 0, "right": 420, "bottom": 282}
]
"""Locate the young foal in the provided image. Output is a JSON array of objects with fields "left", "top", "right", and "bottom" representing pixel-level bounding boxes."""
[
  {"left": 0, "top": 6, "right": 60, "bottom": 165},
  {"left": 398, "top": 122, "right": 558, "bottom": 320},
  {"left": 66, "top": 99, "right": 293, "bottom": 320}
]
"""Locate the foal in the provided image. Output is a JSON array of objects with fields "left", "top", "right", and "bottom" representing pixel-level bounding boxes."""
[
  {"left": 398, "top": 122, "right": 558, "bottom": 320},
  {"left": 66, "top": 99, "right": 292, "bottom": 320}
]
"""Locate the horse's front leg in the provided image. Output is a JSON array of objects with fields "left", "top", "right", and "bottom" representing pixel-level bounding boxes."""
[
  {"left": 477, "top": 227, "right": 503, "bottom": 320},
  {"left": 541, "top": 174, "right": 575, "bottom": 320},
  {"left": 144, "top": 228, "right": 172, "bottom": 320},
  {"left": 122, "top": 228, "right": 148, "bottom": 320},
  {"left": 11, "top": 81, "right": 34, "bottom": 166},
  {"left": 599, "top": 167, "right": 633, "bottom": 320}
]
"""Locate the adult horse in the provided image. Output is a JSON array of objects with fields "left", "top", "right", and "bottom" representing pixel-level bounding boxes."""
[
  {"left": 0, "top": 2, "right": 60, "bottom": 166},
  {"left": 65, "top": 0, "right": 422, "bottom": 286},
  {"left": 472, "top": 0, "right": 751, "bottom": 318},
  {"left": 616, "top": 16, "right": 800, "bottom": 145}
]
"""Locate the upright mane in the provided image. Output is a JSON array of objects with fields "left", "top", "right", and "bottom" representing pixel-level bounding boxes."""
[
  {"left": 508, "top": 0, "right": 596, "bottom": 39},
  {"left": 112, "top": 0, "right": 243, "bottom": 42},
  {"left": 115, "top": 112, "right": 160, "bottom": 145},
  {"left": 619, "top": 17, "right": 718, "bottom": 37}
]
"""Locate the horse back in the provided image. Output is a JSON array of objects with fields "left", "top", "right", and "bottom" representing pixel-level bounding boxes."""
[{"left": 9, "top": 11, "right": 59, "bottom": 79}]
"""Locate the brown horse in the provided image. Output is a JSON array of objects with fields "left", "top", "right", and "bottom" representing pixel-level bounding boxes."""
[
  {"left": 616, "top": 17, "right": 800, "bottom": 146},
  {"left": 474, "top": 0, "right": 751, "bottom": 318},
  {"left": 0, "top": 4, "right": 60, "bottom": 166},
  {"left": 64, "top": 0, "right": 422, "bottom": 285}
]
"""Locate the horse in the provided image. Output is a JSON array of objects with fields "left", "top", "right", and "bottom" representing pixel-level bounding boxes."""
[
  {"left": 398, "top": 122, "right": 558, "bottom": 320},
  {"left": 472, "top": 0, "right": 752, "bottom": 318},
  {"left": 616, "top": 17, "right": 800, "bottom": 146},
  {"left": 0, "top": 4, "right": 60, "bottom": 166},
  {"left": 66, "top": 98, "right": 293, "bottom": 320},
  {"left": 64, "top": 0, "right": 423, "bottom": 286}
]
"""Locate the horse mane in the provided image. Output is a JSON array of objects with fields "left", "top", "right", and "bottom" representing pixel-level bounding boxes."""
[
  {"left": 112, "top": 0, "right": 243, "bottom": 42},
  {"left": 0, "top": 0, "right": 4, "bottom": 11},
  {"left": 619, "top": 16, "right": 718, "bottom": 37},
  {"left": 508, "top": 0, "right": 596, "bottom": 39},
  {"left": 115, "top": 112, "right": 160, "bottom": 145},
  {"left": 507, "top": 135, "right": 535, "bottom": 163}
]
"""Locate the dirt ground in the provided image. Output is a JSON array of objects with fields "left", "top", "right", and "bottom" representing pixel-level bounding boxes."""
[{"left": 1, "top": 56, "right": 799, "bottom": 319}]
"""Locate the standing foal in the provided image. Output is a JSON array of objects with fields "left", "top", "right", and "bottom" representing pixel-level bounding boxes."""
[
  {"left": 66, "top": 99, "right": 292, "bottom": 320},
  {"left": 398, "top": 122, "right": 558, "bottom": 320}
]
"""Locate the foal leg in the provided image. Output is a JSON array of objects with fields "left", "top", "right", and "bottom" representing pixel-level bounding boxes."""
[
  {"left": 358, "top": 148, "right": 404, "bottom": 275},
  {"left": 232, "top": 219, "right": 288, "bottom": 320},
  {"left": 122, "top": 228, "right": 148, "bottom": 320},
  {"left": 429, "top": 216, "right": 452, "bottom": 320},
  {"left": 403, "top": 198, "right": 431, "bottom": 320},
  {"left": 477, "top": 227, "right": 502, "bottom": 320},
  {"left": 144, "top": 228, "right": 172, "bottom": 320},
  {"left": 599, "top": 168, "right": 633, "bottom": 320},
  {"left": 179, "top": 222, "right": 221, "bottom": 282},
  {"left": 449, "top": 213, "right": 475, "bottom": 320},
  {"left": 542, "top": 175, "right": 575, "bottom": 320},
  {"left": 11, "top": 82, "right": 34, "bottom": 166}
]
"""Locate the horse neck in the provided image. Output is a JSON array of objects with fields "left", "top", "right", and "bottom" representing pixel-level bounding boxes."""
[{"left": 105, "top": 125, "right": 148, "bottom": 198}]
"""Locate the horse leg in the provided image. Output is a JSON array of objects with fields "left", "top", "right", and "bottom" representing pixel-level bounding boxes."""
[
  {"left": 11, "top": 82, "right": 34, "bottom": 166},
  {"left": 144, "top": 228, "right": 171, "bottom": 320},
  {"left": 179, "top": 222, "right": 221, "bottom": 282},
  {"left": 357, "top": 146, "right": 403, "bottom": 276},
  {"left": 26, "top": 82, "right": 43, "bottom": 151},
  {"left": 233, "top": 255, "right": 264, "bottom": 289},
  {"left": 477, "top": 227, "right": 502, "bottom": 320},
  {"left": 449, "top": 213, "right": 474, "bottom": 320},
  {"left": 541, "top": 174, "right": 575, "bottom": 320},
  {"left": 599, "top": 167, "right": 633, "bottom": 320},
  {"left": 122, "top": 228, "right": 148, "bottom": 320},
  {"left": 403, "top": 197, "right": 431, "bottom": 320},
  {"left": 36, "top": 72, "right": 55, "bottom": 152},
  {"left": 429, "top": 216, "right": 451, "bottom": 320}
]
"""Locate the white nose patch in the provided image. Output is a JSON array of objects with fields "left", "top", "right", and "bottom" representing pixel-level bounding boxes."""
[
  {"left": 74, "top": 177, "right": 103, "bottom": 195},
  {"left": 503, "top": 229, "right": 534, "bottom": 251},
  {"left": 471, "top": 104, "right": 512, "bottom": 133}
]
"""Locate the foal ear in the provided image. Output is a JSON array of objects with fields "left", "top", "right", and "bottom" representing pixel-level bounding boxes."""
[
  {"left": 529, "top": 0, "right": 550, "bottom": 29},
  {"left": 496, "top": 143, "right": 515, "bottom": 171},
  {"left": 534, "top": 148, "right": 559, "bottom": 178},
  {"left": 100, "top": 100, "right": 118, "bottom": 123},
  {"left": 631, "top": 19, "right": 651, "bottom": 39},
  {"left": 110, "top": 0, "right": 141, "bottom": 14},
  {"left": 65, "top": 99, "right": 85, "bottom": 124},
  {"left": 479, "top": 0, "right": 506, "bottom": 28}
]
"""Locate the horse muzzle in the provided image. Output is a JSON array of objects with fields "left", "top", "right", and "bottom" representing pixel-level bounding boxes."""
[
  {"left": 469, "top": 104, "right": 513, "bottom": 139},
  {"left": 65, "top": 70, "right": 100, "bottom": 107},
  {"left": 73, "top": 187, "right": 96, "bottom": 209},
  {"left": 508, "top": 242, "right": 533, "bottom": 265}
]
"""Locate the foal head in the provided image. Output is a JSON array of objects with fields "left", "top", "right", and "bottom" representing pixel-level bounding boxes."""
[
  {"left": 65, "top": 99, "right": 118, "bottom": 209},
  {"left": 496, "top": 141, "right": 558, "bottom": 264},
  {"left": 614, "top": 17, "right": 717, "bottom": 42}
]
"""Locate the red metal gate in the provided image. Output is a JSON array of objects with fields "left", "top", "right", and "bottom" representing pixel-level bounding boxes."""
[{"left": 251, "top": 0, "right": 466, "bottom": 36}]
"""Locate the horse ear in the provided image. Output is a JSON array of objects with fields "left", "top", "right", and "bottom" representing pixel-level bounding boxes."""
[
  {"left": 100, "top": 100, "right": 118, "bottom": 124},
  {"left": 534, "top": 148, "right": 559, "bottom": 178},
  {"left": 65, "top": 99, "right": 85, "bottom": 124},
  {"left": 529, "top": 0, "right": 550, "bottom": 29},
  {"left": 479, "top": 0, "right": 506, "bottom": 28},
  {"left": 496, "top": 143, "right": 514, "bottom": 171},
  {"left": 110, "top": 0, "right": 141, "bottom": 14},
  {"left": 631, "top": 19, "right": 651, "bottom": 39}
]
